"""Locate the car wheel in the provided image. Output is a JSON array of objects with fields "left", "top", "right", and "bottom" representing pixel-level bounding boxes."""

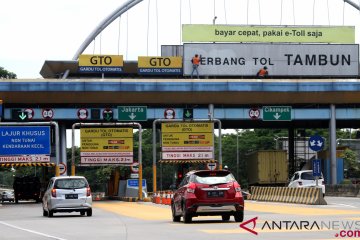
[
  {"left": 15, "top": 198, "right": 18, "bottom": 204},
  {"left": 222, "top": 214, "right": 230, "bottom": 221},
  {"left": 234, "top": 210, "right": 244, "bottom": 222},
  {"left": 48, "top": 210, "right": 53, "bottom": 218},
  {"left": 43, "top": 209, "right": 48, "bottom": 217},
  {"left": 182, "top": 203, "right": 192, "bottom": 224},
  {"left": 87, "top": 209, "right": 92, "bottom": 217},
  {"left": 80, "top": 211, "right": 85, "bottom": 216},
  {"left": 171, "top": 203, "right": 181, "bottom": 222}
]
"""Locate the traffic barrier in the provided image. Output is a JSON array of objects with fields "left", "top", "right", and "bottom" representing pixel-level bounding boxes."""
[
  {"left": 155, "top": 192, "right": 161, "bottom": 204},
  {"left": 162, "top": 192, "right": 168, "bottom": 205},
  {"left": 0, "top": 163, "right": 56, "bottom": 167},
  {"left": 160, "top": 191, "right": 166, "bottom": 204},
  {"left": 164, "top": 191, "right": 172, "bottom": 205},
  {"left": 95, "top": 194, "right": 101, "bottom": 201},
  {"left": 248, "top": 186, "right": 327, "bottom": 205}
]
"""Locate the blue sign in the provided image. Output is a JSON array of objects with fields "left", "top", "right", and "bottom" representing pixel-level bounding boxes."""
[
  {"left": 312, "top": 159, "right": 321, "bottom": 177},
  {"left": 0, "top": 126, "right": 51, "bottom": 155},
  {"left": 127, "top": 179, "right": 146, "bottom": 188},
  {"left": 309, "top": 135, "right": 325, "bottom": 152}
]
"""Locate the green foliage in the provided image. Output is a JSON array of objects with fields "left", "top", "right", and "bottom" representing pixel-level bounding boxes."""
[
  {"left": 0, "top": 169, "right": 16, "bottom": 188},
  {"left": 0, "top": 66, "right": 17, "bottom": 79},
  {"left": 341, "top": 148, "right": 360, "bottom": 178}
]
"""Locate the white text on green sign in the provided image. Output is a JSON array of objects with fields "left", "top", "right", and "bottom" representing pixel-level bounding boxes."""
[
  {"left": 263, "top": 106, "right": 292, "bottom": 121},
  {"left": 118, "top": 106, "right": 147, "bottom": 121}
]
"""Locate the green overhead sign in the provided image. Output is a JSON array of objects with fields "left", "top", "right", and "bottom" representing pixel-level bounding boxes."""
[
  {"left": 118, "top": 106, "right": 147, "bottom": 121},
  {"left": 263, "top": 106, "right": 292, "bottom": 121}
]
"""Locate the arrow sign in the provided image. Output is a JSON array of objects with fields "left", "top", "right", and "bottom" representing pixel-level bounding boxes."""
[
  {"left": 273, "top": 113, "right": 281, "bottom": 119},
  {"left": 183, "top": 108, "right": 193, "bottom": 120},
  {"left": 309, "top": 135, "right": 325, "bottom": 152},
  {"left": 102, "top": 108, "right": 113, "bottom": 121},
  {"left": 105, "top": 114, "right": 112, "bottom": 121},
  {"left": 19, "top": 112, "right": 27, "bottom": 120},
  {"left": 129, "top": 112, "right": 136, "bottom": 120},
  {"left": 118, "top": 106, "right": 147, "bottom": 121}
]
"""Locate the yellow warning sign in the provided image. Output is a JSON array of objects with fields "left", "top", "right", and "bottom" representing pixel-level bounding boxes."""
[
  {"left": 80, "top": 128, "right": 133, "bottom": 152},
  {"left": 161, "top": 123, "right": 213, "bottom": 147}
]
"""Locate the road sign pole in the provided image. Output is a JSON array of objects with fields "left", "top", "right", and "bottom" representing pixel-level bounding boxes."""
[
  {"left": 138, "top": 124, "right": 143, "bottom": 201},
  {"left": 316, "top": 152, "right": 318, "bottom": 187}
]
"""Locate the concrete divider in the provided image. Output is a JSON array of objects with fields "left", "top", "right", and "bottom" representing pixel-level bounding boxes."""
[{"left": 248, "top": 186, "right": 327, "bottom": 205}]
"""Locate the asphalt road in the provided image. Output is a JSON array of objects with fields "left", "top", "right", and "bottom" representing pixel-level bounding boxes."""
[{"left": 0, "top": 197, "right": 360, "bottom": 240}]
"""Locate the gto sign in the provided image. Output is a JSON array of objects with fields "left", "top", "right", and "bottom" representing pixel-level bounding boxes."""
[{"left": 78, "top": 54, "right": 124, "bottom": 73}]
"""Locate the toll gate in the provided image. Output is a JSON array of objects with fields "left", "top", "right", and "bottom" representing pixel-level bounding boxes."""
[{"left": 2, "top": 0, "right": 360, "bottom": 195}]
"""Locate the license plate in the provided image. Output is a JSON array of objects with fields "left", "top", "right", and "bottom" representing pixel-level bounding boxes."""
[
  {"left": 207, "top": 191, "right": 224, "bottom": 198},
  {"left": 65, "top": 194, "right": 78, "bottom": 199}
]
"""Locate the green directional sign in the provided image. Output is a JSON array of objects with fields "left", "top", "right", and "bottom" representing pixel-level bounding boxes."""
[
  {"left": 103, "top": 109, "right": 114, "bottom": 121},
  {"left": 183, "top": 108, "right": 193, "bottom": 120},
  {"left": 263, "top": 106, "right": 292, "bottom": 121},
  {"left": 118, "top": 106, "right": 147, "bottom": 121},
  {"left": 12, "top": 109, "right": 28, "bottom": 121}
]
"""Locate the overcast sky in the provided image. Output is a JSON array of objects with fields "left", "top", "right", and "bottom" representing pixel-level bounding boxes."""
[{"left": 1, "top": 0, "right": 360, "bottom": 79}]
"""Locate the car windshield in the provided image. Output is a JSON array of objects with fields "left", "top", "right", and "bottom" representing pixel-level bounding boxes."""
[
  {"left": 54, "top": 178, "right": 88, "bottom": 189},
  {"left": 301, "top": 172, "right": 316, "bottom": 180},
  {"left": 193, "top": 172, "right": 235, "bottom": 185}
]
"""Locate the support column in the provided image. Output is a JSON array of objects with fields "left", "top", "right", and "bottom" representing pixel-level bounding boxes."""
[
  {"left": 59, "top": 124, "right": 67, "bottom": 175},
  {"left": 288, "top": 127, "right": 295, "bottom": 176},
  {"left": 330, "top": 104, "right": 337, "bottom": 185}
]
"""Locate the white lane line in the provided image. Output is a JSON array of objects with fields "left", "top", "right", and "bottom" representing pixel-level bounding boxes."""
[
  {"left": 0, "top": 221, "right": 67, "bottom": 240},
  {"left": 336, "top": 203, "right": 357, "bottom": 208}
]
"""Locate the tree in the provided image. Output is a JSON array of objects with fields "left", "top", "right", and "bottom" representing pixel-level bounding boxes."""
[
  {"left": 341, "top": 148, "right": 360, "bottom": 178},
  {"left": 0, "top": 66, "right": 17, "bottom": 79}
]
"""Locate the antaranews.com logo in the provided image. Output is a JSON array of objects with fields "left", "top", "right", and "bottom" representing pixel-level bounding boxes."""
[{"left": 240, "top": 217, "right": 360, "bottom": 238}]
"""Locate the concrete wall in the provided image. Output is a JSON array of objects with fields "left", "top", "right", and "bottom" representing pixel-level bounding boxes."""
[{"left": 325, "top": 185, "right": 360, "bottom": 197}]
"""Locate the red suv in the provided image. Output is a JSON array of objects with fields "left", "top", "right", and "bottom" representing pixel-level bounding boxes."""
[{"left": 171, "top": 170, "right": 244, "bottom": 223}]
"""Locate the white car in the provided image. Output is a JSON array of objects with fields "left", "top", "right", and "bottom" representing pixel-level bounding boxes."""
[
  {"left": 1, "top": 190, "right": 14, "bottom": 203},
  {"left": 42, "top": 176, "right": 92, "bottom": 217},
  {"left": 288, "top": 170, "right": 325, "bottom": 196}
]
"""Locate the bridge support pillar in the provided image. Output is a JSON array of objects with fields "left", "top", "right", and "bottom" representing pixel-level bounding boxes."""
[
  {"left": 288, "top": 127, "right": 295, "bottom": 175},
  {"left": 330, "top": 104, "right": 337, "bottom": 185},
  {"left": 59, "top": 123, "right": 67, "bottom": 175}
]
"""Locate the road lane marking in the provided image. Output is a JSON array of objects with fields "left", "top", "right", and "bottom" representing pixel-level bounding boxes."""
[
  {"left": 95, "top": 201, "right": 360, "bottom": 222},
  {"left": 94, "top": 202, "right": 171, "bottom": 220},
  {"left": 334, "top": 204, "right": 357, "bottom": 208},
  {"left": 0, "top": 221, "right": 67, "bottom": 240},
  {"left": 246, "top": 202, "right": 360, "bottom": 216}
]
